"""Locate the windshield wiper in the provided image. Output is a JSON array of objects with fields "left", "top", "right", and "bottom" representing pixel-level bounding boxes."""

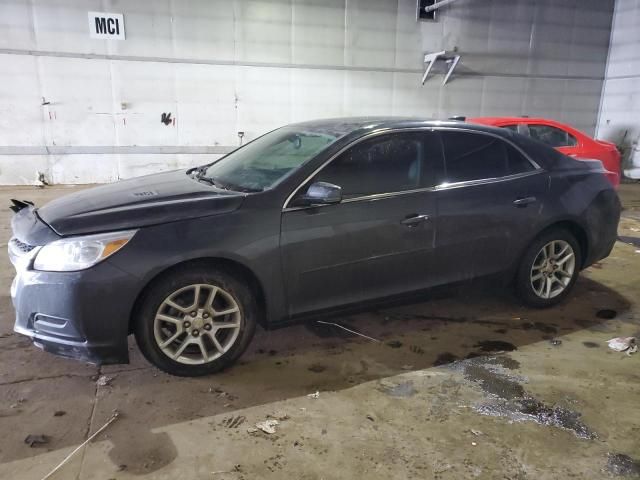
[
  {"left": 195, "top": 175, "right": 217, "bottom": 187},
  {"left": 191, "top": 165, "right": 208, "bottom": 179},
  {"left": 214, "top": 178, "right": 263, "bottom": 193},
  {"left": 192, "top": 167, "right": 221, "bottom": 187},
  {"left": 190, "top": 167, "right": 262, "bottom": 193}
]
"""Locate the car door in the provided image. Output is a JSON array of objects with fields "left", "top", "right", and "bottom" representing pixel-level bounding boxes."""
[
  {"left": 432, "top": 129, "right": 548, "bottom": 284},
  {"left": 280, "top": 131, "right": 442, "bottom": 316}
]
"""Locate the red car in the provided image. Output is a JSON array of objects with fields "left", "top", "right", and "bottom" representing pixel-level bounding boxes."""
[{"left": 469, "top": 116, "right": 621, "bottom": 187}]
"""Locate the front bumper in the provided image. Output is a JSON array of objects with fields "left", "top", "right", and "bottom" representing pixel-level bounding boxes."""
[
  {"left": 11, "top": 250, "right": 140, "bottom": 365},
  {"left": 14, "top": 324, "right": 127, "bottom": 365}
]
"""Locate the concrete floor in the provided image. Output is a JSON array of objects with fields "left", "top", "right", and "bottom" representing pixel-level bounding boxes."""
[{"left": 0, "top": 183, "right": 639, "bottom": 480}]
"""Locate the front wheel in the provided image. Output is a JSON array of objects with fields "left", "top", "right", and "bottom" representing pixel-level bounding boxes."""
[
  {"left": 515, "top": 229, "right": 581, "bottom": 308},
  {"left": 134, "top": 266, "right": 257, "bottom": 376}
]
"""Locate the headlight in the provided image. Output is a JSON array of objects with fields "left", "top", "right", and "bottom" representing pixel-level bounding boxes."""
[{"left": 34, "top": 230, "right": 137, "bottom": 272}]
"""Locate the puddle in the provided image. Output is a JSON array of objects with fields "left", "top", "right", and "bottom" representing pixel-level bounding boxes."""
[
  {"left": 483, "top": 356, "right": 520, "bottom": 370},
  {"left": 457, "top": 356, "right": 595, "bottom": 439},
  {"left": 474, "top": 399, "right": 594, "bottom": 439},
  {"left": 308, "top": 364, "right": 327, "bottom": 373},
  {"left": 464, "top": 364, "right": 525, "bottom": 400},
  {"left": 606, "top": 453, "right": 640, "bottom": 477},
  {"left": 516, "top": 399, "right": 593, "bottom": 439},
  {"left": 596, "top": 309, "right": 617, "bottom": 320}
]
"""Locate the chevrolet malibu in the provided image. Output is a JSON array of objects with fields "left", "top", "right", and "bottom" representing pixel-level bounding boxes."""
[{"left": 9, "top": 118, "right": 620, "bottom": 376}]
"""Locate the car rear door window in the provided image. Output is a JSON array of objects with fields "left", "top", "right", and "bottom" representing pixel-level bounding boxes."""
[
  {"left": 528, "top": 124, "right": 577, "bottom": 147},
  {"left": 439, "top": 131, "right": 536, "bottom": 183},
  {"left": 506, "top": 144, "right": 536, "bottom": 174},
  {"left": 313, "top": 133, "right": 426, "bottom": 198},
  {"left": 440, "top": 131, "right": 508, "bottom": 183}
]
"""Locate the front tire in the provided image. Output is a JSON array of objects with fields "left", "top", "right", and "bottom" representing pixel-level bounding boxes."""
[
  {"left": 134, "top": 265, "right": 257, "bottom": 376},
  {"left": 515, "top": 228, "right": 581, "bottom": 308}
]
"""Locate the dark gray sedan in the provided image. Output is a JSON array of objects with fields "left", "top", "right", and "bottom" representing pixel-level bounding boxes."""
[{"left": 9, "top": 118, "right": 620, "bottom": 376}]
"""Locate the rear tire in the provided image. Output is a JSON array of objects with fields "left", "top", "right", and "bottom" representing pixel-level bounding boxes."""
[
  {"left": 515, "top": 228, "right": 581, "bottom": 308},
  {"left": 134, "top": 265, "right": 257, "bottom": 377}
]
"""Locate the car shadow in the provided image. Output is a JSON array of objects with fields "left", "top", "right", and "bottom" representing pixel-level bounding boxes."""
[{"left": 0, "top": 275, "right": 632, "bottom": 472}]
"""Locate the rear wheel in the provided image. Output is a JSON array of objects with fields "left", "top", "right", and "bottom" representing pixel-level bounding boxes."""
[
  {"left": 515, "top": 229, "right": 581, "bottom": 308},
  {"left": 134, "top": 266, "right": 257, "bottom": 376}
]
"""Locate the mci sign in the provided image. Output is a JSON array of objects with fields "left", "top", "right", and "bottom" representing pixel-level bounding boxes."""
[{"left": 88, "top": 12, "right": 125, "bottom": 40}]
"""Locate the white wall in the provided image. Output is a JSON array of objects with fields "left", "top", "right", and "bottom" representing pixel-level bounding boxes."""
[
  {"left": 597, "top": 0, "right": 640, "bottom": 179},
  {"left": 0, "top": 0, "right": 614, "bottom": 184}
]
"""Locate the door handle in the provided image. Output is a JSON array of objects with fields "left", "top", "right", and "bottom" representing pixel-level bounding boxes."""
[
  {"left": 513, "top": 196, "right": 537, "bottom": 207},
  {"left": 401, "top": 214, "right": 430, "bottom": 226}
]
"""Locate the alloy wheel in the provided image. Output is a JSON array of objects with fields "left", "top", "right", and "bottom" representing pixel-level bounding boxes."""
[
  {"left": 530, "top": 240, "right": 576, "bottom": 299},
  {"left": 153, "top": 284, "right": 242, "bottom": 365}
]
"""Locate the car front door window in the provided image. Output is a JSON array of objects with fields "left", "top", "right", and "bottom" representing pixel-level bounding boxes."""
[{"left": 311, "top": 133, "right": 425, "bottom": 199}]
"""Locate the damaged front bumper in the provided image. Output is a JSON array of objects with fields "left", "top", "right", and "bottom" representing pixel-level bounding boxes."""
[{"left": 9, "top": 237, "right": 135, "bottom": 366}]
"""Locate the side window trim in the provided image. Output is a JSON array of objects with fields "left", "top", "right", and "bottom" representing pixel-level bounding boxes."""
[
  {"left": 433, "top": 169, "right": 544, "bottom": 192},
  {"left": 430, "top": 130, "right": 447, "bottom": 188},
  {"left": 282, "top": 127, "right": 541, "bottom": 211}
]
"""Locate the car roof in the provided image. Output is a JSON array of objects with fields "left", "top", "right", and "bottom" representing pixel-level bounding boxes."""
[
  {"left": 470, "top": 116, "right": 547, "bottom": 124},
  {"left": 470, "top": 116, "right": 580, "bottom": 130},
  {"left": 288, "top": 116, "right": 512, "bottom": 139},
  {"left": 469, "top": 116, "right": 590, "bottom": 140}
]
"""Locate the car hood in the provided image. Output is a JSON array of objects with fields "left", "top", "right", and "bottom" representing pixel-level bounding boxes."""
[{"left": 37, "top": 170, "right": 246, "bottom": 236}]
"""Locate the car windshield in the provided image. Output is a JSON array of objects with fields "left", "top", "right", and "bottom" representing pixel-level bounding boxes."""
[{"left": 200, "top": 128, "right": 339, "bottom": 192}]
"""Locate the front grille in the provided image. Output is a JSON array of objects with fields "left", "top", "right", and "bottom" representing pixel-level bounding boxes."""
[{"left": 9, "top": 237, "right": 36, "bottom": 255}]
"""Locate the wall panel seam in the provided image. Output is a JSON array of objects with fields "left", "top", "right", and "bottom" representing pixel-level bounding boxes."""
[{"left": 0, "top": 48, "right": 605, "bottom": 81}]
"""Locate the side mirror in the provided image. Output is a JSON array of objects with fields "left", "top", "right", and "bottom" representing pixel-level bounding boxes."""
[{"left": 300, "top": 181, "right": 342, "bottom": 206}]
